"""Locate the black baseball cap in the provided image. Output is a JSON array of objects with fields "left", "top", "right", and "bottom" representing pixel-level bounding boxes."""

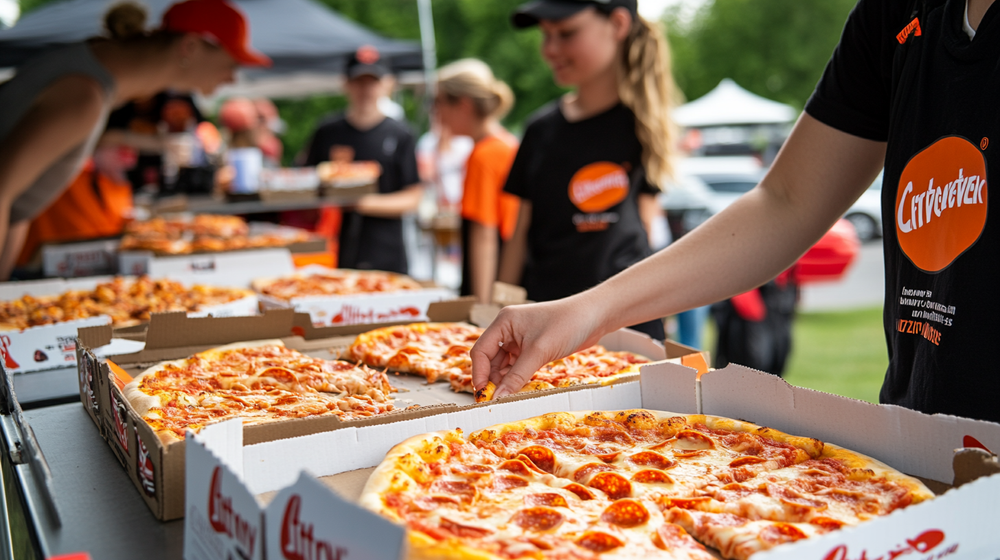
[
  {"left": 511, "top": 0, "right": 638, "bottom": 29},
  {"left": 346, "top": 45, "right": 390, "bottom": 79}
]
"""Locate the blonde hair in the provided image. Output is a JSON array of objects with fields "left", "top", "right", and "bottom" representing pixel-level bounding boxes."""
[
  {"left": 436, "top": 59, "right": 515, "bottom": 120},
  {"left": 617, "top": 14, "right": 677, "bottom": 187},
  {"left": 104, "top": 2, "right": 148, "bottom": 40}
]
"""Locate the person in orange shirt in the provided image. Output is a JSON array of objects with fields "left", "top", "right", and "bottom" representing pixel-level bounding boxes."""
[
  {"left": 17, "top": 133, "right": 137, "bottom": 267},
  {"left": 435, "top": 59, "right": 519, "bottom": 303}
]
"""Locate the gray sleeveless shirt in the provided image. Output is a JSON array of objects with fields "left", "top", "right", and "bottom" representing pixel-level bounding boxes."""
[{"left": 0, "top": 42, "right": 117, "bottom": 223}]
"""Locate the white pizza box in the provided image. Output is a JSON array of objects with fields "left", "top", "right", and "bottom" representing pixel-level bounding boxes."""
[
  {"left": 184, "top": 420, "right": 407, "bottom": 560},
  {"left": 76, "top": 303, "right": 685, "bottom": 522},
  {"left": 255, "top": 265, "right": 454, "bottom": 327},
  {"left": 41, "top": 237, "right": 121, "bottom": 278},
  {"left": 119, "top": 247, "right": 296, "bottom": 288},
  {"left": 180, "top": 361, "right": 1000, "bottom": 559},
  {"left": 0, "top": 275, "right": 257, "bottom": 374}
]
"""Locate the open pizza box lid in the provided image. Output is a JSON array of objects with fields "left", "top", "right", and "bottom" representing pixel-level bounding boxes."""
[{"left": 183, "top": 361, "right": 1000, "bottom": 559}]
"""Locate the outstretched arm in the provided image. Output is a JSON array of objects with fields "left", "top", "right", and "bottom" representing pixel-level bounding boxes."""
[{"left": 471, "top": 113, "right": 886, "bottom": 398}]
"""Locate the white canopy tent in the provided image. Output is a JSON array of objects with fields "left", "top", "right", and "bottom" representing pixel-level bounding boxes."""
[{"left": 673, "top": 79, "right": 796, "bottom": 127}]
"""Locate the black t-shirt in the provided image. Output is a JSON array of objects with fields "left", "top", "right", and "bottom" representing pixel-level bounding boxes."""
[
  {"left": 806, "top": 0, "right": 1000, "bottom": 422},
  {"left": 504, "top": 102, "right": 658, "bottom": 302},
  {"left": 304, "top": 115, "right": 420, "bottom": 273}
]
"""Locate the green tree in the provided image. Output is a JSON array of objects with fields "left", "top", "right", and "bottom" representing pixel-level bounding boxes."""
[{"left": 665, "top": 0, "right": 858, "bottom": 109}]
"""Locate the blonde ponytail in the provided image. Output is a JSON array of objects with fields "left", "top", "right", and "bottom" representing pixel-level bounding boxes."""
[
  {"left": 104, "top": 2, "right": 148, "bottom": 41},
  {"left": 618, "top": 15, "right": 676, "bottom": 188},
  {"left": 437, "top": 59, "right": 515, "bottom": 120}
]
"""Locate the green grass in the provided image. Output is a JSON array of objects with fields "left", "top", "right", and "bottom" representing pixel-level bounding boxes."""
[{"left": 700, "top": 307, "right": 888, "bottom": 403}]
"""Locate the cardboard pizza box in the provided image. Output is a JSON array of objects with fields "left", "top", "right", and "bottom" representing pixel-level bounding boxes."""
[
  {"left": 0, "top": 276, "right": 256, "bottom": 375},
  {"left": 119, "top": 248, "right": 297, "bottom": 288},
  {"left": 180, "top": 361, "right": 1000, "bottom": 559},
  {"left": 254, "top": 264, "right": 454, "bottom": 327},
  {"left": 76, "top": 304, "right": 689, "bottom": 522}
]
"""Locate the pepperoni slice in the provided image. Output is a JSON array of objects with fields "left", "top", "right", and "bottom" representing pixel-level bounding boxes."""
[
  {"left": 514, "top": 454, "right": 547, "bottom": 474},
  {"left": 562, "top": 483, "right": 596, "bottom": 501},
  {"left": 654, "top": 523, "right": 706, "bottom": 551},
  {"left": 439, "top": 517, "right": 494, "bottom": 539},
  {"left": 600, "top": 499, "right": 650, "bottom": 527},
  {"left": 674, "top": 430, "right": 716, "bottom": 450},
  {"left": 519, "top": 446, "right": 556, "bottom": 473},
  {"left": 628, "top": 451, "right": 676, "bottom": 470},
  {"left": 411, "top": 495, "right": 460, "bottom": 511},
  {"left": 672, "top": 450, "right": 708, "bottom": 458},
  {"left": 809, "top": 517, "right": 846, "bottom": 530},
  {"left": 759, "top": 523, "right": 808, "bottom": 544},
  {"left": 573, "top": 463, "right": 614, "bottom": 482},
  {"left": 766, "top": 484, "right": 828, "bottom": 511},
  {"left": 524, "top": 493, "right": 569, "bottom": 508},
  {"left": 492, "top": 475, "right": 530, "bottom": 492},
  {"left": 451, "top": 464, "right": 494, "bottom": 478},
  {"left": 729, "top": 456, "right": 767, "bottom": 468},
  {"left": 429, "top": 480, "right": 478, "bottom": 503},
  {"left": 589, "top": 472, "right": 632, "bottom": 500},
  {"left": 631, "top": 469, "right": 674, "bottom": 484},
  {"left": 511, "top": 507, "right": 565, "bottom": 532},
  {"left": 498, "top": 459, "right": 533, "bottom": 477},
  {"left": 595, "top": 452, "right": 621, "bottom": 463},
  {"left": 575, "top": 531, "right": 624, "bottom": 553}
]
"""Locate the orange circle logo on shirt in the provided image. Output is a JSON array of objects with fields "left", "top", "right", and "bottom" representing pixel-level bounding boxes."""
[
  {"left": 895, "top": 136, "right": 988, "bottom": 273},
  {"left": 568, "top": 162, "right": 630, "bottom": 213}
]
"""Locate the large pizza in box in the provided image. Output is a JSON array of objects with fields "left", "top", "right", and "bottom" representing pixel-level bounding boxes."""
[{"left": 360, "top": 410, "right": 933, "bottom": 560}]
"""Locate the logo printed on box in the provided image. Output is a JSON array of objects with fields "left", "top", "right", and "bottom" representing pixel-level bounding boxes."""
[
  {"left": 136, "top": 434, "right": 156, "bottom": 497},
  {"left": 208, "top": 466, "right": 258, "bottom": 558},
  {"left": 822, "top": 529, "right": 955, "bottom": 560},
  {"left": 329, "top": 304, "right": 421, "bottom": 326},
  {"left": 110, "top": 386, "right": 129, "bottom": 452},
  {"left": 0, "top": 335, "right": 20, "bottom": 370},
  {"left": 280, "top": 494, "right": 346, "bottom": 560}
]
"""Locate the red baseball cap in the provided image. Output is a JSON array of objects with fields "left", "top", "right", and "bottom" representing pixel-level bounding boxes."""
[{"left": 161, "top": 0, "right": 271, "bottom": 67}]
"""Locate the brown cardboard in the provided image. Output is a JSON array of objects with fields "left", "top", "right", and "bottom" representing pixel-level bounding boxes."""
[{"left": 953, "top": 448, "right": 1000, "bottom": 487}]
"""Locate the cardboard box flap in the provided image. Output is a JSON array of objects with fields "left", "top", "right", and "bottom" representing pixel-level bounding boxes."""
[
  {"left": 264, "top": 473, "right": 405, "bottom": 560},
  {"left": 597, "top": 328, "right": 666, "bottom": 360},
  {"left": 953, "top": 448, "right": 1000, "bottom": 487},
  {"left": 469, "top": 303, "right": 501, "bottom": 328},
  {"left": 638, "top": 362, "right": 700, "bottom": 414},
  {"left": 78, "top": 324, "right": 114, "bottom": 350},
  {"left": 426, "top": 297, "right": 476, "bottom": 322},
  {"left": 144, "top": 309, "right": 295, "bottom": 350},
  {"left": 491, "top": 282, "right": 527, "bottom": 306}
]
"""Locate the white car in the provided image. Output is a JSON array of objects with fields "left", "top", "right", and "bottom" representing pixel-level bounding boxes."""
[
  {"left": 661, "top": 157, "right": 764, "bottom": 236},
  {"left": 844, "top": 171, "right": 883, "bottom": 242}
]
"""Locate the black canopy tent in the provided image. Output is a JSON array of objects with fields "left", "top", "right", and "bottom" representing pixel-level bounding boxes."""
[{"left": 0, "top": 0, "right": 425, "bottom": 97}]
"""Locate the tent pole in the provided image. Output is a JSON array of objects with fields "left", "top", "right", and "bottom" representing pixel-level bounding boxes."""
[{"left": 416, "top": 0, "right": 437, "bottom": 126}]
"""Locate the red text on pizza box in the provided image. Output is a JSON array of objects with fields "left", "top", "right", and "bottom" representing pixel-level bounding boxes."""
[
  {"left": 255, "top": 265, "right": 453, "bottom": 327},
  {"left": 184, "top": 419, "right": 407, "bottom": 560}
]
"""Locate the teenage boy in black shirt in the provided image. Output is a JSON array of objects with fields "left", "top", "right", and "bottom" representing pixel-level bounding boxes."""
[
  {"left": 471, "top": 0, "right": 1000, "bottom": 420},
  {"left": 304, "top": 48, "right": 422, "bottom": 273}
]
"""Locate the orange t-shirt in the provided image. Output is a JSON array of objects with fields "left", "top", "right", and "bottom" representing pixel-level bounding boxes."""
[
  {"left": 461, "top": 134, "right": 519, "bottom": 240},
  {"left": 17, "top": 163, "right": 133, "bottom": 265}
]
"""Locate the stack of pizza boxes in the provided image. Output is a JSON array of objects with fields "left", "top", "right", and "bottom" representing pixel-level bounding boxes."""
[
  {"left": 0, "top": 276, "right": 258, "bottom": 376},
  {"left": 180, "top": 360, "right": 1000, "bottom": 559},
  {"left": 76, "top": 295, "right": 693, "bottom": 523}
]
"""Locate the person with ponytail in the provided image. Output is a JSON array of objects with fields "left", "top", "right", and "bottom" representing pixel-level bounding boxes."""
[
  {"left": 497, "top": 0, "right": 674, "bottom": 340},
  {"left": 435, "top": 59, "right": 520, "bottom": 303},
  {"left": 0, "top": 0, "right": 270, "bottom": 280}
]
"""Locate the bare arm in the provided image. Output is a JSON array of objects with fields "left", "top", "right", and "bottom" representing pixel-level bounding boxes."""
[
  {"left": 638, "top": 193, "right": 662, "bottom": 247},
  {"left": 0, "top": 75, "right": 105, "bottom": 279},
  {"left": 354, "top": 184, "right": 424, "bottom": 218},
  {"left": 469, "top": 222, "right": 499, "bottom": 304},
  {"left": 497, "top": 200, "right": 531, "bottom": 285},
  {"left": 472, "top": 113, "right": 886, "bottom": 398}
]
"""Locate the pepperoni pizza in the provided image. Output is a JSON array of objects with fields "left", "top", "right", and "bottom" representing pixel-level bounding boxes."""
[
  {"left": 123, "top": 340, "right": 397, "bottom": 443},
  {"left": 252, "top": 269, "right": 424, "bottom": 300},
  {"left": 344, "top": 323, "right": 650, "bottom": 395},
  {"left": 360, "top": 410, "right": 933, "bottom": 560}
]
